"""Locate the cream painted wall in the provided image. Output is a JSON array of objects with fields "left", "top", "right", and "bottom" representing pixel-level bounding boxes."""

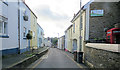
[
  {"left": 66, "top": 25, "right": 73, "bottom": 52},
  {"left": 30, "top": 13, "right": 38, "bottom": 49},
  {"left": 72, "top": 16, "right": 80, "bottom": 52}
]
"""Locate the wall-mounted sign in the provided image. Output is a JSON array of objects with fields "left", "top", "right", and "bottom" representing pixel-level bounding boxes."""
[{"left": 91, "top": 10, "right": 104, "bottom": 16}]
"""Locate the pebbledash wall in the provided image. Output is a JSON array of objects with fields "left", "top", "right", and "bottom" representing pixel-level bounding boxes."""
[{"left": 85, "top": 43, "right": 120, "bottom": 68}]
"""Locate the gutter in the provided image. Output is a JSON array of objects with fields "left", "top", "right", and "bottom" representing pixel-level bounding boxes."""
[{"left": 18, "top": 0, "right": 20, "bottom": 54}]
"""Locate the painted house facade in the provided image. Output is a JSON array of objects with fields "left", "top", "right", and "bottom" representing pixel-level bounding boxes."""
[
  {"left": 0, "top": 0, "right": 19, "bottom": 54},
  {"left": 65, "top": 25, "right": 73, "bottom": 52},
  {"left": 70, "top": 0, "right": 120, "bottom": 63},
  {"left": 57, "top": 35, "right": 65, "bottom": 50},
  {"left": 30, "top": 10, "right": 38, "bottom": 49},
  {"left": 43, "top": 38, "right": 52, "bottom": 47},
  {"left": 0, "top": 0, "right": 44, "bottom": 55},
  {"left": 37, "top": 23, "right": 44, "bottom": 48},
  {"left": 19, "top": 1, "right": 31, "bottom": 53}
]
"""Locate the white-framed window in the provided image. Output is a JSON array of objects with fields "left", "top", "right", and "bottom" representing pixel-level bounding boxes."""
[
  {"left": 0, "top": 21, "right": 8, "bottom": 35},
  {"left": 73, "top": 23, "right": 75, "bottom": 33},
  {"left": 34, "top": 17, "right": 35, "bottom": 26},
  {"left": 80, "top": 16, "right": 83, "bottom": 30},
  {"left": 23, "top": 27, "right": 27, "bottom": 37},
  {"left": 33, "top": 31, "right": 35, "bottom": 38}
]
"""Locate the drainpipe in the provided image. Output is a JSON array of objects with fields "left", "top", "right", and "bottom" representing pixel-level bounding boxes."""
[
  {"left": 77, "top": 0, "right": 83, "bottom": 63},
  {"left": 18, "top": 0, "right": 20, "bottom": 54}
]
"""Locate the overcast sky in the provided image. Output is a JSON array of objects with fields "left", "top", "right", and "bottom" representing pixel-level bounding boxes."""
[{"left": 25, "top": 0, "right": 90, "bottom": 38}]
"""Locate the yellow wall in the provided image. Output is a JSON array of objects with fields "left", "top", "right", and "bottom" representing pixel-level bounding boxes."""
[
  {"left": 81, "top": 11, "right": 86, "bottom": 52},
  {"left": 30, "top": 13, "right": 38, "bottom": 49},
  {"left": 72, "top": 16, "right": 80, "bottom": 52},
  {"left": 71, "top": 10, "right": 86, "bottom": 52},
  {"left": 66, "top": 25, "right": 73, "bottom": 52}
]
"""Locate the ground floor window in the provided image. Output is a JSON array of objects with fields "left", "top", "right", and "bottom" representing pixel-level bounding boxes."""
[
  {"left": 23, "top": 27, "right": 27, "bottom": 37},
  {"left": 0, "top": 21, "right": 8, "bottom": 35}
]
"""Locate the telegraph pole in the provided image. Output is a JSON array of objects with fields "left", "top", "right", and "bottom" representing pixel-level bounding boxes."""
[{"left": 79, "top": 0, "right": 82, "bottom": 52}]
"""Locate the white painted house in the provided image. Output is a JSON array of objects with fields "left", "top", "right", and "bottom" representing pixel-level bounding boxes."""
[
  {"left": 0, "top": 0, "right": 19, "bottom": 54},
  {"left": 37, "top": 23, "right": 44, "bottom": 48},
  {"left": 19, "top": 0, "right": 31, "bottom": 53},
  {"left": 0, "top": 0, "right": 38, "bottom": 54}
]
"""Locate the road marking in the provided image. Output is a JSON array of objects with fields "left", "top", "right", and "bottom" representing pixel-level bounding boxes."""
[
  {"left": 62, "top": 51, "right": 83, "bottom": 68},
  {"left": 31, "top": 50, "right": 50, "bottom": 68}
]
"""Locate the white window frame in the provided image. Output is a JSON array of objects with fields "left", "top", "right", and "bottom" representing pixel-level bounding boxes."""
[
  {"left": 73, "top": 23, "right": 75, "bottom": 33},
  {"left": 0, "top": 20, "right": 8, "bottom": 36},
  {"left": 33, "top": 31, "right": 35, "bottom": 38},
  {"left": 23, "top": 27, "right": 27, "bottom": 38},
  {"left": 80, "top": 16, "right": 83, "bottom": 30}
]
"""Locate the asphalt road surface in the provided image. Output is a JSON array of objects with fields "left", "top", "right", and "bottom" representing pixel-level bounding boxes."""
[{"left": 28, "top": 48, "right": 82, "bottom": 68}]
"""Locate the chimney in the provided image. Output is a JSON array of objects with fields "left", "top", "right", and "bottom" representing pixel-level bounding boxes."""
[
  {"left": 74, "top": 13, "right": 76, "bottom": 18},
  {"left": 22, "top": 0, "right": 25, "bottom": 2}
]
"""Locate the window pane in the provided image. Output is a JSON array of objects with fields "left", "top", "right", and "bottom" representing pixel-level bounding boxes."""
[
  {"left": 0, "top": 22, "right": 3, "bottom": 33},
  {"left": 23, "top": 27, "right": 26, "bottom": 37},
  {"left": 4, "top": 22, "right": 7, "bottom": 34}
]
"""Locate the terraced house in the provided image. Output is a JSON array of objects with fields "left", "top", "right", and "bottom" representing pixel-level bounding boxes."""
[
  {"left": 30, "top": 8, "right": 38, "bottom": 50},
  {"left": 0, "top": 0, "right": 44, "bottom": 55},
  {"left": 70, "top": 0, "right": 120, "bottom": 67},
  {"left": 0, "top": 0, "right": 19, "bottom": 54},
  {"left": 65, "top": 25, "right": 73, "bottom": 52},
  {"left": 37, "top": 23, "right": 44, "bottom": 48}
]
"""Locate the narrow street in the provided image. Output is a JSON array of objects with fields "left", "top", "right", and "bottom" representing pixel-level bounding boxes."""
[{"left": 28, "top": 48, "right": 82, "bottom": 68}]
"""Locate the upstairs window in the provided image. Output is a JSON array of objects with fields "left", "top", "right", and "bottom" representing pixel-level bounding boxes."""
[
  {"left": 80, "top": 16, "right": 83, "bottom": 30},
  {"left": 33, "top": 31, "right": 35, "bottom": 38},
  {"left": 73, "top": 23, "right": 75, "bottom": 33},
  {"left": 23, "top": 27, "right": 27, "bottom": 37}
]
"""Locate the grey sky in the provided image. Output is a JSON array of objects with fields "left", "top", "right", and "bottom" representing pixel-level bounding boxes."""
[{"left": 25, "top": 0, "right": 90, "bottom": 38}]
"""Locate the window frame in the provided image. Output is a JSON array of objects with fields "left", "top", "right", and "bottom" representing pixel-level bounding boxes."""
[
  {"left": 23, "top": 27, "right": 27, "bottom": 38},
  {"left": 73, "top": 23, "right": 75, "bottom": 33},
  {"left": 0, "top": 21, "right": 8, "bottom": 35},
  {"left": 0, "top": 19, "right": 8, "bottom": 38}
]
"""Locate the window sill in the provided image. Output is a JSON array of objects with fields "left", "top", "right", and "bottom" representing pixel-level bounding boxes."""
[
  {"left": 0, "top": 35, "right": 9, "bottom": 38},
  {"left": 23, "top": 37, "right": 27, "bottom": 40}
]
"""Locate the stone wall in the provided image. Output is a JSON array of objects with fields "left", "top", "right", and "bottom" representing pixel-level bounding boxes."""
[
  {"left": 84, "top": 43, "right": 120, "bottom": 68},
  {"left": 89, "top": 2, "right": 120, "bottom": 39}
]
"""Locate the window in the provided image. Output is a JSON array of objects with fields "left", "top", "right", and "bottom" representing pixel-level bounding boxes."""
[
  {"left": 80, "top": 16, "right": 83, "bottom": 30},
  {"left": 73, "top": 23, "right": 75, "bottom": 33},
  {"left": 41, "top": 32, "right": 42, "bottom": 35},
  {"left": 33, "top": 31, "right": 35, "bottom": 38},
  {"left": 0, "top": 21, "right": 8, "bottom": 35},
  {"left": 23, "top": 27, "right": 26, "bottom": 37},
  {"left": 34, "top": 17, "right": 36, "bottom": 26},
  {"left": 0, "top": 22, "right": 3, "bottom": 33},
  {"left": 4, "top": 22, "right": 7, "bottom": 34}
]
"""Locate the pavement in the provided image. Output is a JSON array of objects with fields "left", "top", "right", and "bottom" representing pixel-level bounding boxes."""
[
  {"left": 28, "top": 48, "right": 88, "bottom": 68},
  {"left": 2, "top": 47, "right": 48, "bottom": 68}
]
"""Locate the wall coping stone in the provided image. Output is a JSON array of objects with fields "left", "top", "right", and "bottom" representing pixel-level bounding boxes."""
[{"left": 86, "top": 43, "right": 120, "bottom": 53}]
